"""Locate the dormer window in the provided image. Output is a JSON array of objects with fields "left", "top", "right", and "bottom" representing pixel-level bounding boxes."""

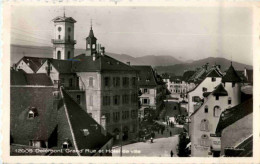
[
  {"left": 82, "top": 129, "right": 90, "bottom": 136},
  {"left": 212, "top": 77, "right": 216, "bottom": 82},
  {"left": 62, "top": 139, "right": 71, "bottom": 149},
  {"left": 28, "top": 107, "right": 38, "bottom": 118}
]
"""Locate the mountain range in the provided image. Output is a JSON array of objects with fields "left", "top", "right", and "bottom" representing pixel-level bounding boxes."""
[{"left": 11, "top": 44, "right": 252, "bottom": 76}]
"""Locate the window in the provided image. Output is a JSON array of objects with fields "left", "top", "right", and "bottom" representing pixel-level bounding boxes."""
[
  {"left": 92, "top": 44, "right": 95, "bottom": 49},
  {"left": 58, "top": 27, "right": 62, "bottom": 32},
  {"left": 200, "top": 134, "right": 210, "bottom": 146},
  {"left": 76, "top": 95, "right": 81, "bottom": 104},
  {"left": 215, "top": 95, "right": 219, "bottom": 100},
  {"left": 228, "top": 97, "right": 232, "bottom": 105},
  {"left": 57, "top": 51, "right": 61, "bottom": 59},
  {"left": 104, "top": 77, "right": 110, "bottom": 87},
  {"left": 131, "top": 110, "right": 136, "bottom": 119},
  {"left": 113, "top": 95, "right": 120, "bottom": 105},
  {"left": 58, "top": 35, "right": 61, "bottom": 39},
  {"left": 131, "top": 93, "right": 137, "bottom": 103},
  {"left": 113, "top": 77, "right": 120, "bottom": 87},
  {"left": 87, "top": 44, "right": 90, "bottom": 49},
  {"left": 200, "top": 119, "right": 209, "bottom": 131},
  {"left": 76, "top": 77, "right": 79, "bottom": 87},
  {"left": 82, "top": 129, "right": 90, "bottom": 136},
  {"left": 62, "top": 142, "right": 69, "bottom": 149},
  {"left": 113, "top": 112, "right": 120, "bottom": 122},
  {"left": 142, "top": 98, "right": 150, "bottom": 105},
  {"left": 212, "top": 77, "right": 216, "bottom": 82},
  {"left": 68, "top": 35, "right": 71, "bottom": 41},
  {"left": 232, "top": 82, "right": 235, "bottom": 88},
  {"left": 143, "top": 88, "right": 149, "bottom": 94},
  {"left": 123, "top": 77, "right": 129, "bottom": 87},
  {"left": 105, "top": 113, "right": 110, "bottom": 123},
  {"left": 192, "top": 96, "right": 200, "bottom": 102},
  {"left": 122, "top": 95, "right": 129, "bottom": 104},
  {"left": 28, "top": 110, "right": 35, "bottom": 118},
  {"left": 89, "top": 95, "right": 93, "bottom": 106},
  {"left": 67, "top": 51, "right": 71, "bottom": 59},
  {"left": 214, "top": 106, "right": 221, "bottom": 117},
  {"left": 68, "top": 27, "right": 71, "bottom": 32},
  {"left": 202, "top": 87, "right": 207, "bottom": 92},
  {"left": 28, "top": 107, "right": 37, "bottom": 118},
  {"left": 103, "top": 96, "right": 110, "bottom": 106},
  {"left": 132, "top": 77, "right": 136, "bottom": 86},
  {"left": 69, "top": 78, "right": 73, "bottom": 87},
  {"left": 204, "top": 105, "right": 208, "bottom": 113},
  {"left": 89, "top": 77, "right": 94, "bottom": 87}
]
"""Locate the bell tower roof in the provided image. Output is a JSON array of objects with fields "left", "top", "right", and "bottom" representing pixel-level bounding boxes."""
[
  {"left": 86, "top": 21, "right": 97, "bottom": 42},
  {"left": 222, "top": 63, "right": 242, "bottom": 83},
  {"left": 52, "top": 15, "right": 76, "bottom": 23}
]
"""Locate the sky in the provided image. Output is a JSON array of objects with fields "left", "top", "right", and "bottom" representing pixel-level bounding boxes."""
[{"left": 11, "top": 5, "right": 253, "bottom": 65}]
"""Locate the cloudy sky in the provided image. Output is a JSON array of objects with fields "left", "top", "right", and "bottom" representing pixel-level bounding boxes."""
[{"left": 11, "top": 5, "right": 253, "bottom": 65}]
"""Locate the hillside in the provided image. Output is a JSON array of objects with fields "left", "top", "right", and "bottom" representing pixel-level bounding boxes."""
[
  {"left": 11, "top": 44, "right": 182, "bottom": 66},
  {"left": 155, "top": 57, "right": 253, "bottom": 76}
]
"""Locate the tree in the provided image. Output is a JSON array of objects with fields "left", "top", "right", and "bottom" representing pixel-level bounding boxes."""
[{"left": 177, "top": 132, "right": 190, "bottom": 157}]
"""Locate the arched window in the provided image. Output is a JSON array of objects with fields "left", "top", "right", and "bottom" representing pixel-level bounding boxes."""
[
  {"left": 228, "top": 97, "right": 232, "bottom": 105},
  {"left": 68, "top": 35, "right": 71, "bottom": 41},
  {"left": 87, "top": 44, "right": 90, "bottom": 49},
  {"left": 214, "top": 106, "right": 221, "bottom": 117},
  {"left": 57, "top": 51, "right": 61, "bottom": 59},
  {"left": 58, "top": 35, "right": 61, "bottom": 39},
  {"left": 68, "top": 27, "right": 71, "bottom": 32},
  {"left": 204, "top": 105, "right": 208, "bottom": 113},
  {"left": 92, "top": 44, "right": 95, "bottom": 49},
  {"left": 200, "top": 119, "right": 209, "bottom": 131},
  {"left": 200, "top": 134, "right": 209, "bottom": 146},
  {"left": 67, "top": 51, "right": 71, "bottom": 59}
]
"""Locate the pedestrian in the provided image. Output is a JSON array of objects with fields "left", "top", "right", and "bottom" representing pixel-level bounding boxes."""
[
  {"left": 170, "top": 131, "right": 172, "bottom": 136},
  {"left": 170, "top": 150, "right": 174, "bottom": 157},
  {"left": 150, "top": 137, "right": 153, "bottom": 143}
]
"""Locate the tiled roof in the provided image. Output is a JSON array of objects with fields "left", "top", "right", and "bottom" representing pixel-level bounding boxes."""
[
  {"left": 61, "top": 88, "right": 112, "bottom": 155},
  {"left": 215, "top": 98, "right": 253, "bottom": 135},
  {"left": 73, "top": 54, "right": 136, "bottom": 72},
  {"left": 212, "top": 84, "right": 228, "bottom": 96},
  {"left": 203, "top": 92, "right": 212, "bottom": 97},
  {"left": 11, "top": 69, "right": 53, "bottom": 86},
  {"left": 11, "top": 87, "right": 58, "bottom": 143},
  {"left": 236, "top": 71, "right": 248, "bottom": 83},
  {"left": 222, "top": 64, "right": 242, "bottom": 83},
  {"left": 11, "top": 69, "right": 27, "bottom": 85},
  {"left": 206, "top": 68, "right": 222, "bottom": 77},
  {"left": 132, "top": 65, "right": 157, "bottom": 87},
  {"left": 17, "top": 56, "right": 49, "bottom": 73},
  {"left": 52, "top": 16, "right": 76, "bottom": 23},
  {"left": 182, "top": 71, "right": 195, "bottom": 82},
  {"left": 49, "top": 59, "right": 74, "bottom": 73},
  {"left": 86, "top": 27, "right": 97, "bottom": 42},
  {"left": 235, "top": 135, "right": 253, "bottom": 157}
]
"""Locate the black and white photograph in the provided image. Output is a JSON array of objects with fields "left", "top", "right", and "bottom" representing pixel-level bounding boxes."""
[{"left": 2, "top": 1, "right": 260, "bottom": 163}]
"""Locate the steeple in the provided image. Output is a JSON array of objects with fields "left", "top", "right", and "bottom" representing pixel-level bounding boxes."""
[{"left": 86, "top": 20, "right": 97, "bottom": 55}]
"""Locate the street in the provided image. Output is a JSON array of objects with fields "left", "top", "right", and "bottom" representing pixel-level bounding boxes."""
[{"left": 112, "top": 135, "right": 179, "bottom": 157}]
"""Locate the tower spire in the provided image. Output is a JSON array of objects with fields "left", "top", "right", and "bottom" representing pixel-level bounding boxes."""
[
  {"left": 90, "top": 18, "right": 92, "bottom": 30},
  {"left": 63, "top": 7, "right": 66, "bottom": 17}
]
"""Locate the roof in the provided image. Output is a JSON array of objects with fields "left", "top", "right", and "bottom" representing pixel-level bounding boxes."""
[
  {"left": 49, "top": 59, "right": 74, "bottom": 73},
  {"left": 206, "top": 68, "right": 222, "bottom": 77},
  {"left": 132, "top": 65, "right": 157, "bottom": 87},
  {"left": 203, "top": 92, "right": 212, "bottom": 97},
  {"left": 235, "top": 135, "right": 253, "bottom": 157},
  {"left": 215, "top": 98, "right": 253, "bottom": 135},
  {"left": 182, "top": 71, "right": 195, "bottom": 82},
  {"left": 61, "top": 88, "right": 112, "bottom": 155},
  {"left": 222, "top": 64, "right": 242, "bottom": 83},
  {"left": 241, "top": 85, "right": 253, "bottom": 95},
  {"left": 212, "top": 84, "right": 228, "bottom": 96},
  {"left": 17, "top": 56, "right": 49, "bottom": 73},
  {"left": 73, "top": 54, "right": 136, "bottom": 72},
  {"left": 11, "top": 69, "right": 53, "bottom": 86},
  {"left": 86, "top": 27, "right": 97, "bottom": 42},
  {"left": 52, "top": 16, "right": 76, "bottom": 23},
  {"left": 11, "top": 87, "right": 59, "bottom": 142}
]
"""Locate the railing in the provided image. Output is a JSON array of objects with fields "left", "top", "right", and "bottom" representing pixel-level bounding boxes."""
[{"left": 51, "top": 39, "right": 76, "bottom": 44}]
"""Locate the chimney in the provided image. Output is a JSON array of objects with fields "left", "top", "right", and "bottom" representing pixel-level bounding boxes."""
[
  {"left": 52, "top": 90, "right": 61, "bottom": 110},
  {"left": 100, "top": 115, "right": 107, "bottom": 136},
  {"left": 127, "top": 61, "right": 130, "bottom": 65},
  {"left": 205, "top": 63, "right": 209, "bottom": 71},
  {"left": 101, "top": 47, "right": 105, "bottom": 56},
  {"left": 217, "top": 65, "right": 221, "bottom": 69}
]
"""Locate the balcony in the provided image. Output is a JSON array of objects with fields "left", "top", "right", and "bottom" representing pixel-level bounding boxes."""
[{"left": 51, "top": 39, "right": 76, "bottom": 44}]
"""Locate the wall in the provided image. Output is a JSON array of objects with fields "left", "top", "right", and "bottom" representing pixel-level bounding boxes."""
[
  {"left": 16, "top": 60, "right": 34, "bottom": 73},
  {"left": 37, "top": 62, "right": 59, "bottom": 82},
  {"left": 220, "top": 113, "right": 252, "bottom": 155},
  {"left": 139, "top": 87, "right": 156, "bottom": 109},
  {"left": 188, "top": 77, "right": 222, "bottom": 116},
  {"left": 190, "top": 93, "right": 229, "bottom": 157}
]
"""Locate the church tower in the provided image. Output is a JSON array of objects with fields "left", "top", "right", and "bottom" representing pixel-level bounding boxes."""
[
  {"left": 86, "top": 21, "right": 97, "bottom": 55},
  {"left": 52, "top": 13, "right": 76, "bottom": 60}
]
